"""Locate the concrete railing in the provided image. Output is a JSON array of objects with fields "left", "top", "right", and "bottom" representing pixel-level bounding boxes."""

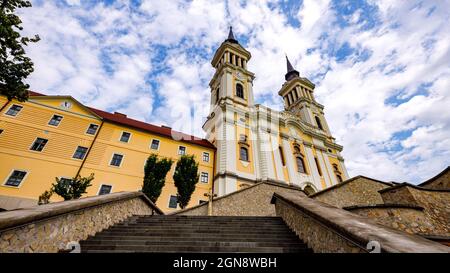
[
  {"left": 271, "top": 192, "right": 449, "bottom": 253},
  {"left": 0, "top": 192, "right": 162, "bottom": 253}
]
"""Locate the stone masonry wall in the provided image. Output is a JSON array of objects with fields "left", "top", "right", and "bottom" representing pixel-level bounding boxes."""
[
  {"left": 0, "top": 193, "right": 154, "bottom": 253},
  {"left": 420, "top": 167, "right": 450, "bottom": 190},
  {"left": 348, "top": 206, "right": 439, "bottom": 235},
  {"left": 380, "top": 186, "right": 450, "bottom": 236},
  {"left": 177, "top": 182, "right": 306, "bottom": 216},
  {"left": 312, "top": 177, "right": 390, "bottom": 208}
]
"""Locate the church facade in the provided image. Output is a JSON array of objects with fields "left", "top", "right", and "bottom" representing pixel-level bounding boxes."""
[{"left": 204, "top": 28, "right": 348, "bottom": 197}]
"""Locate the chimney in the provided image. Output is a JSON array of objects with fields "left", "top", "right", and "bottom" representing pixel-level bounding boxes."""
[{"left": 114, "top": 112, "right": 127, "bottom": 118}]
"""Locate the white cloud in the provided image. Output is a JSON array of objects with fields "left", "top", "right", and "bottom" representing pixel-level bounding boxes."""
[{"left": 17, "top": 0, "right": 450, "bottom": 183}]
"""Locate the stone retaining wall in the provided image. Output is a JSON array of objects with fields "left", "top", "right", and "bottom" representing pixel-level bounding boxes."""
[
  {"left": 0, "top": 192, "right": 160, "bottom": 253},
  {"left": 176, "top": 182, "right": 306, "bottom": 216},
  {"left": 271, "top": 192, "right": 450, "bottom": 253}
]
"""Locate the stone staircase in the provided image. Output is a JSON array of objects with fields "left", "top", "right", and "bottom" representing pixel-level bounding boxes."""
[{"left": 79, "top": 215, "right": 312, "bottom": 253}]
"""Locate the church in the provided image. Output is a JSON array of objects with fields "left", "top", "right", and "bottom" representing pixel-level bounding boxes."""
[{"left": 203, "top": 27, "right": 348, "bottom": 196}]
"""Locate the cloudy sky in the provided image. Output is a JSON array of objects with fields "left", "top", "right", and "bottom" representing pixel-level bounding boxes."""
[{"left": 18, "top": 0, "right": 450, "bottom": 184}]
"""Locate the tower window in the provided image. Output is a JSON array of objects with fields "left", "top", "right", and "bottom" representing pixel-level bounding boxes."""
[
  {"left": 240, "top": 147, "right": 249, "bottom": 161},
  {"left": 236, "top": 83, "right": 244, "bottom": 99},
  {"left": 48, "top": 115, "right": 63, "bottom": 126},
  {"left": 314, "top": 157, "right": 322, "bottom": 176},
  {"left": 5, "top": 105, "right": 23, "bottom": 117},
  {"left": 296, "top": 156, "right": 306, "bottom": 174},
  {"left": 30, "top": 138, "right": 48, "bottom": 152},
  {"left": 315, "top": 116, "right": 323, "bottom": 130}
]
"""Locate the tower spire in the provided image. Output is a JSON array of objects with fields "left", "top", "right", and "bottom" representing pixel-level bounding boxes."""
[
  {"left": 284, "top": 55, "right": 300, "bottom": 81},
  {"left": 225, "top": 26, "right": 238, "bottom": 44}
]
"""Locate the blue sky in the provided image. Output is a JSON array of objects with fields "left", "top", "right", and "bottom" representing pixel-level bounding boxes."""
[{"left": 19, "top": 0, "right": 450, "bottom": 183}]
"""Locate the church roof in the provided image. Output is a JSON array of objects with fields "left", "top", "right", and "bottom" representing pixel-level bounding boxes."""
[
  {"left": 285, "top": 55, "right": 300, "bottom": 81},
  {"left": 225, "top": 26, "right": 238, "bottom": 44}
]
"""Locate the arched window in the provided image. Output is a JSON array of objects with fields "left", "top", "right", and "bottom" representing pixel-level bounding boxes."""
[
  {"left": 215, "top": 88, "right": 219, "bottom": 104},
  {"left": 315, "top": 116, "right": 323, "bottom": 130},
  {"left": 333, "top": 164, "right": 339, "bottom": 172},
  {"left": 240, "top": 147, "right": 249, "bottom": 161},
  {"left": 293, "top": 145, "right": 301, "bottom": 154},
  {"left": 303, "top": 185, "right": 315, "bottom": 196},
  {"left": 279, "top": 146, "right": 285, "bottom": 166},
  {"left": 296, "top": 156, "right": 306, "bottom": 174},
  {"left": 236, "top": 83, "right": 244, "bottom": 99}
]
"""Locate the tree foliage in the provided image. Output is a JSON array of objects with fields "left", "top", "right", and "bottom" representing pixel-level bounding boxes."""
[
  {"left": 0, "top": 0, "right": 40, "bottom": 101},
  {"left": 173, "top": 155, "right": 199, "bottom": 209},
  {"left": 142, "top": 154, "right": 173, "bottom": 203},
  {"left": 52, "top": 173, "right": 94, "bottom": 201}
]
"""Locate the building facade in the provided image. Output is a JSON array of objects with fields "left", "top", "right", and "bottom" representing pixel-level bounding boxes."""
[
  {"left": 203, "top": 28, "right": 348, "bottom": 197},
  {"left": 0, "top": 28, "right": 348, "bottom": 212},
  {"left": 0, "top": 92, "right": 215, "bottom": 212}
]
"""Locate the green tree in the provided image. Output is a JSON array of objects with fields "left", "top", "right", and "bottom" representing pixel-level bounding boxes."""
[
  {"left": 173, "top": 155, "right": 199, "bottom": 209},
  {"left": 0, "top": 0, "right": 40, "bottom": 104},
  {"left": 52, "top": 173, "right": 94, "bottom": 201},
  {"left": 142, "top": 154, "right": 173, "bottom": 203}
]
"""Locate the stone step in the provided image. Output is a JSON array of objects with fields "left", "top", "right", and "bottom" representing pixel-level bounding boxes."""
[
  {"left": 107, "top": 226, "right": 292, "bottom": 233},
  {"left": 80, "top": 244, "right": 310, "bottom": 253},
  {"left": 84, "top": 235, "right": 301, "bottom": 243},
  {"left": 80, "top": 239, "right": 307, "bottom": 248},
  {"left": 95, "top": 230, "right": 298, "bottom": 240},
  {"left": 96, "top": 229, "right": 297, "bottom": 237},
  {"left": 117, "top": 221, "right": 287, "bottom": 227}
]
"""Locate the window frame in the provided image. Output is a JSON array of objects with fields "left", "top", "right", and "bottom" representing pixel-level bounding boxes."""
[
  {"left": 72, "top": 146, "right": 89, "bottom": 160},
  {"left": 109, "top": 153, "right": 124, "bottom": 167},
  {"left": 29, "top": 137, "right": 49, "bottom": 152},
  {"left": 168, "top": 195, "right": 178, "bottom": 209},
  {"left": 4, "top": 104, "right": 23, "bottom": 117},
  {"left": 3, "top": 169, "right": 29, "bottom": 188},
  {"left": 178, "top": 145, "right": 186, "bottom": 156},
  {"left": 97, "top": 184, "right": 113, "bottom": 195},
  {"left": 200, "top": 172, "right": 209, "bottom": 183},
  {"left": 86, "top": 124, "right": 99, "bottom": 135},
  {"left": 314, "top": 157, "right": 322, "bottom": 176},
  {"left": 315, "top": 116, "right": 324, "bottom": 130},
  {"left": 48, "top": 114, "right": 64, "bottom": 127},
  {"left": 150, "top": 139, "right": 160, "bottom": 150},
  {"left": 296, "top": 156, "right": 307, "bottom": 174},
  {"left": 119, "top": 131, "right": 132, "bottom": 143},
  {"left": 239, "top": 146, "right": 249, "bottom": 162},
  {"left": 202, "top": 152, "right": 210, "bottom": 162}
]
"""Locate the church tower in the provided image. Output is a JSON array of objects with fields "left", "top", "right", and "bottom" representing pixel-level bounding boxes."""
[
  {"left": 204, "top": 29, "right": 349, "bottom": 197},
  {"left": 278, "top": 56, "right": 333, "bottom": 138}
]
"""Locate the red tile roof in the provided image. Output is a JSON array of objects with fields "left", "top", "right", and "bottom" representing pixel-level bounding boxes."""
[{"left": 28, "top": 90, "right": 215, "bottom": 149}]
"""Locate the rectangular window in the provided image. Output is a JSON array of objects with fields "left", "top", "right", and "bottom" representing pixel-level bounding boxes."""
[
  {"left": 86, "top": 124, "right": 99, "bottom": 135},
  {"left": 202, "top": 152, "right": 210, "bottom": 162},
  {"left": 314, "top": 157, "right": 322, "bottom": 176},
  {"left": 178, "top": 146, "right": 186, "bottom": 155},
  {"left": 150, "top": 139, "right": 160, "bottom": 150},
  {"left": 30, "top": 138, "right": 48, "bottom": 152},
  {"left": 110, "top": 153, "right": 123, "bottom": 167},
  {"left": 73, "top": 146, "right": 88, "bottom": 160},
  {"left": 200, "top": 172, "right": 209, "bottom": 183},
  {"left": 5, "top": 105, "right": 23, "bottom": 117},
  {"left": 120, "top": 132, "right": 131, "bottom": 143},
  {"left": 168, "top": 195, "right": 178, "bottom": 209},
  {"left": 5, "top": 170, "right": 27, "bottom": 187},
  {"left": 48, "top": 114, "right": 63, "bottom": 126},
  {"left": 98, "top": 184, "right": 112, "bottom": 195}
]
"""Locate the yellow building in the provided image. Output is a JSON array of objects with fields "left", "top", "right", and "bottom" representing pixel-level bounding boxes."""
[
  {"left": 0, "top": 27, "right": 349, "bottom": 212},
  {"left": 0, "top": 92, "right": 215, "bottom": 212}
]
